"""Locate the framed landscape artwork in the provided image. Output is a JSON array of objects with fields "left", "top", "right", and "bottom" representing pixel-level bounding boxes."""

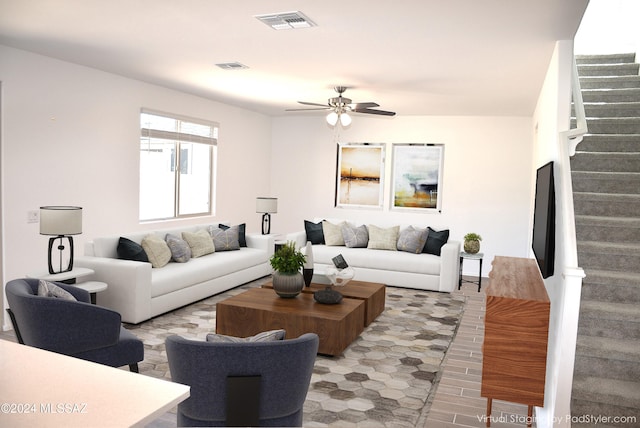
[
  {"left": 391, "top": 144, "right": 444, "bottom": 211},
  {"left": 335, "top": 143, "right": 385, "bottom": 209}
]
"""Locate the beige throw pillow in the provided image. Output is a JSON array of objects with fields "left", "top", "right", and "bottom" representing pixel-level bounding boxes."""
[
  {"left": 367, "top": 225, "right": 400, "bottom": 251},
  {"left": 182, "top": 229, "right": 215, "bottom": 258},
  {"left": 141, "top": 234, "right": 172, "bottom": 268},
  {"left": 323, "top": 221, "right": 346, "bottom": 246}
]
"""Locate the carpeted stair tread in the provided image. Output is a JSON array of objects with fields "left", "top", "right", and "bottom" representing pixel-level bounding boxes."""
[
  {"left": 577, "top": 63, "right": 640, "bottom": 77},
  {"left": 579, "top": 75, "right": 640, "bottom": 90},
  {"left": 581, "top": 269, "right": 640, "bottom": 304},
  {"left": 575, "top": 53, "right": 636, "bottom": 64},
  {"left": 579, "top": 300, "right": 640, "bottom": 323},
  {"left": 571, "top": 151, "right": 640, "bottom": 173},
  {"left": 571, "top": 377, "right": 640, "bottom": 409},
  {"left": 581, "top": 88, "right": 640, "bottom": 103},
  {"left": 575, "top": 102, "right": 640, "bottom": 117},
  {"left": 583, "top": 268, "right": 640, "bottom": 285},
  {"left": 577, "top": 241, "right": 640, "bottom": 273},
  {"left": 578, "top": 134, "right": 640, "bottom": 153},
  {"left": 578, "top": 240, "right": 640, "bottom": 254},
  {"left": 573, "top": 192, "right": 640, "bottom": 217},
  {"left": 576, "top": 335, "right": 640, "bottom": 362},
  {"left": 572, "top": 171, "right": 640, "bottom": 194},
  {"left": 576, "top": 215, "right": 640, "bottom": 243},
  {"left": 576, "top": 215, "right": 640, "bottom": 227}
]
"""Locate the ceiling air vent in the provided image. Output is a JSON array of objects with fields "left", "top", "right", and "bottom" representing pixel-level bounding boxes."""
[
  {"left": 215, "top": 62, "right": 248, "bottom": 70},
  {"left": 255, "top": 11, "right": 316, "bottom": 30}
]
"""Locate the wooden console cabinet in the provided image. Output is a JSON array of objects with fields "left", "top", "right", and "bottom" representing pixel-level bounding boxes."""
[{"left": 481, "top": 256, "right": 550, "bottom": 427}]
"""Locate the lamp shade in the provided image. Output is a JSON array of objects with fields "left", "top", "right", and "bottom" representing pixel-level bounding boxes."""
[
  {"left": 40, "top": 206, "right": 83, "bottom": 236},
  {"left": 256, "top": 197, "right": 277, "bottom": 214}
]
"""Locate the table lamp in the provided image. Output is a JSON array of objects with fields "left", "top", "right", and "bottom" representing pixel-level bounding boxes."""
[
  {"left": 256, "top": 197, "right": 277, "bottom": 235},
  {"left": 40, "top": 206, "right": 83, "bottom": 274}
]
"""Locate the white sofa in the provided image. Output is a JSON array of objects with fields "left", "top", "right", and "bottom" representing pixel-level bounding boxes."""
[
  {"left": 288, "top": 219, "right": 460, "bottom": 293},
  {"left": 75, "top": 223, "right": 273, "bottom": 324}
]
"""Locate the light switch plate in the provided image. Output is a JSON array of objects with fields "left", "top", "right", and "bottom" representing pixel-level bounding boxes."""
[{"left": 28, "top": 210, "right": 40, "bottom": 223}]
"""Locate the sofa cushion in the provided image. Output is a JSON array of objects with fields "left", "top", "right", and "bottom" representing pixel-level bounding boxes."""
[
  {"left": 206, "top": 329, "right": 286, "bottom": 343},
  {"left": 311, "top": 245, "right": 441, "bottom": 276},
  {"left": 423, "top": 227, "right": 450, "bottom": 256},
  {"left": 165, "top": 234, "right": 192, "bottom": 263},
  {"left": 182, "top": 229, "right": 215, "bottom": 258},
  {"left": 150, "top": 248, "right": 268, "bottom": 298},
  {"left": 142, "top": 234, "right": 172, "bottom": 268},
  {"left": 218, "top": 223, "right": 247, "bottom": 247},
  {"left": 305, "top": 220, "right": 325, "bottom": 245},
  {"left": 117, "top": 237, "right": 149, "bottom": 262},
  {"left": 367, "top": 225, "right": 399, "bottom": 251},
  {"left": 210, "top": 226, "right": 240, "bottom": 251},
  {"left": 37, "top": 280, "right": 77, "bottom": 301},
  {"left": 342, "top": 223, "right": 369, "bottom": 248},
  {"left": 397, "top": 226, "right": 428, "bottom": 254},
  {"left": 323, "top": 221, "right": 345, "bottom": 246}
]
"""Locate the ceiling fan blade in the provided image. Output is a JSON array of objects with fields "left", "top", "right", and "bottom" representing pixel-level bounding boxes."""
[
  {"left": 286, "top": 107, "right": 331, "bottom": 111},
  {"left": 352, "top": 108, "right": 396, "bottom": 116},
  {"left": 297, "top": 101, "right": 329, "bottom": 107},
  {"left": 351, "top": 102, "right": 379, "bottom": 109}
]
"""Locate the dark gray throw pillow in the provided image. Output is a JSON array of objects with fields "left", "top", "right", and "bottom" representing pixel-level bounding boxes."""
[
  {"left": 219, "top": 223, "right": 247, "bottom": 247},
  {"left": 305, "top": 220, "right": 325, "bottom": 245},
  {"left": 422, "top": 227, "right": 450, "bottom": 256},
  {"left": 117, "top": 237, "right": 149, "bottom": 262}
]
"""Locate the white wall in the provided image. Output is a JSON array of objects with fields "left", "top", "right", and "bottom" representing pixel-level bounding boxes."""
[
  {"left": 532, "top": 40, "right": 585, "bottom": 428},
  {"left": 270, "top": 114, "right": 534, "bottom": 275},
  {"left": 0, "top": 45, "right": 272, "bottom": 306},
  {"left": 575, "top": 0, "right": 640, "bottom": 55}
]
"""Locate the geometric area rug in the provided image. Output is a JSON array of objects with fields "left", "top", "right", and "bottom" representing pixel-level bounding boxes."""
[{"left": 125, "top": 276, "right": 466, "bottom": 428}]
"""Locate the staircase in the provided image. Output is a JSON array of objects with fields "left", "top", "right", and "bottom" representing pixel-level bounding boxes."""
[{"left": 571, "top": 53, "right": 640, "bottom": 426}]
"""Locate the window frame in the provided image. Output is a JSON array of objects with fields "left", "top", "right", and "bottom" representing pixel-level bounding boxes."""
[{"left": 139, "top": 109, "right": 218, "bottom": 222}]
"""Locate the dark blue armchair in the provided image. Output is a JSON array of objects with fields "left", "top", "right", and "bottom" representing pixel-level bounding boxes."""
[
  {"left": 5, "top": 278, "right": 144, "bottom": 372},
  {"left": 165, "top": 332, "right": 319, "bottom": 427}
]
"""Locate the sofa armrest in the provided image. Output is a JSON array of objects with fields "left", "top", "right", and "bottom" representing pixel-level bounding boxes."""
[
  {"left": 439, "top": 240, "right": 461, "bottom": 292},
  {"left": 286, "top": 231, "right": 307, "bottom": 250},
  {"left": 75, "top": 256, "right": 152, "bottom": 324},
  {"left": 245, "top": 233, "right": 275, "bottom": 257}
]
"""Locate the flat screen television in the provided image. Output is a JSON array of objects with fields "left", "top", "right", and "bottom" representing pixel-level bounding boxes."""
[{"left": 532, "top": 161, "right": 555, "bottom": 278}]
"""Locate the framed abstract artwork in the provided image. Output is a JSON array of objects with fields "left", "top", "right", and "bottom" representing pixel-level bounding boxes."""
[
  {"left": 335, "top": 143, "right": 385, "bottom": 209},
  {"left": 391, "top": 144, "right": 444, "bottom": 211}
]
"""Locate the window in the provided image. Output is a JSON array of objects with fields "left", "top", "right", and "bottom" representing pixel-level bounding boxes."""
[{"left": 140, "top": 110, "right": 218, "bottom": 221}]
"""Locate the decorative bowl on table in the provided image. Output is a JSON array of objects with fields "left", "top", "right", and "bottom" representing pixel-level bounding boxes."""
[
  {"left": 313, "top": 267, "right": 355, "bottom": 304},
  {"left": 324, "top": 267, "right": 355, "bottom": 287}
]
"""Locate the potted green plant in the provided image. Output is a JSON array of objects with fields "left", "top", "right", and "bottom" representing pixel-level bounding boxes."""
[
  {"left": 463, "top": 233, "right": 482, "bottom": 254},
  {"left": 269, "top": 241, "right": 306, "bottom": 298}
]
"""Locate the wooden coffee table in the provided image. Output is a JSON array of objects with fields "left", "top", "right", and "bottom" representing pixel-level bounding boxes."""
[
  {"left": 216, "top": 288, "right": 365, "bottom": 356},
  {"left": 263, "top": 279, "right": 386, "bottom": 326}
]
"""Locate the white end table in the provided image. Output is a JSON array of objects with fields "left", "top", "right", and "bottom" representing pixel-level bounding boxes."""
[{"left": 27, "top": 268, "right": 108, "bottom": 304}]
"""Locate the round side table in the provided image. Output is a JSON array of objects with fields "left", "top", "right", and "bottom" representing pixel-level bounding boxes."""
[{"left": 459, "top": 252, "right": 483, "bottom": 292}]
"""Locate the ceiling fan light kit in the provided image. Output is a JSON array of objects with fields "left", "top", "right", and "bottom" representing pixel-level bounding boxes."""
[{"left": 289, "top": 86, "right": 396, "bottom": 127}]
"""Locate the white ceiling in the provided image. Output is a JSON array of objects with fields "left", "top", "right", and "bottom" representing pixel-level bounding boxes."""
[{"left": 0, "top": 0, "right": 589, "bottom": 117}]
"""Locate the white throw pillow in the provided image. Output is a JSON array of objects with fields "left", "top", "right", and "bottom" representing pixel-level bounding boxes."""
[
  {"left": 323, "top": 221, "right": 346, "bottom": 246},
  {"left": 367, "top": 225, "right": 400, "bottom": 251}
]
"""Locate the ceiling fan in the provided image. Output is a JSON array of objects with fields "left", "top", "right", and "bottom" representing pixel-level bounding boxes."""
[{"left": 287, "top": 86, "right": 396, "bottom": 126}]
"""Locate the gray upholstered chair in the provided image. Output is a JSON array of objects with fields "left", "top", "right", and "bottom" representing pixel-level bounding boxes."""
[
  {"left": 5, "top": 278, "right": 144, "bottom": 372},
  {"left": 165, "top": 332, "right": 319, "bottom": 427}
]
